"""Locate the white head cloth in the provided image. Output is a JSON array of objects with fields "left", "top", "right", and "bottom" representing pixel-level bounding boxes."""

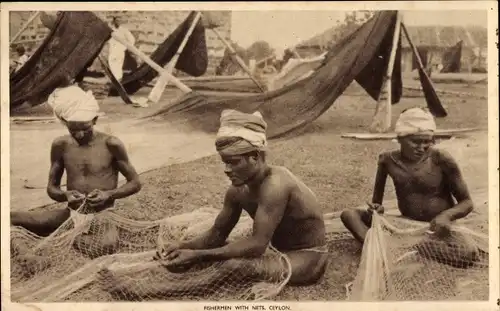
[
  {"left": 48, "top": 85, "right": 100, "bottom": 122},
  {"left": 395, "top": 107, "right": 436, "bottom": 137}
]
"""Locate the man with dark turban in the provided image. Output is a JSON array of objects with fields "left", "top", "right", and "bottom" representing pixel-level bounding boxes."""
[{"left": 97, "top": 109, "right": 329, "bottom": 299}]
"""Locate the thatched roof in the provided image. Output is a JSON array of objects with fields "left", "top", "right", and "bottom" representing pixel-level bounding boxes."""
[{"left": 296, "top": 23, "right": 487, "bottom": 50}]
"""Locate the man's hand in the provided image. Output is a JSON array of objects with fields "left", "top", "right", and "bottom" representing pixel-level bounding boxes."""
[
  {"left": 161, "top": 249, "right": 203, "bottom": 268},
  {"left": 430, "top": 214, "right": 452, "bottom": 238},
  {"left": 154, "top": 242, "right": 181, "bottom": 261},
  {"left": 87, "top": 189, "right": 112, "bottom": 207},
  {"left": 367, "top": 202, "right": 384, "bottom": 214},
  {"left": 65, "top": 190, "right": 86, "bottom": 205}
]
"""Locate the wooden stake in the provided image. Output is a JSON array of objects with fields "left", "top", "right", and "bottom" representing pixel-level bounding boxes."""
[
  {"left": 211, "top": 28, "right": 266, "bottom": 92},
  {"left": 369, "top": 12, "right": 402, "bottom": 133},
  {"left": 10, "top": 11, "right": 41, "bottom": 45},
  {"left": 148, "top": 11, "right": 202, "bottom": 104},
  {"left": 111, "top": 31, "right": 192, "bottom": 93},
  {"left": 97, "top": 54, "right": 134, "bottom": 105}
]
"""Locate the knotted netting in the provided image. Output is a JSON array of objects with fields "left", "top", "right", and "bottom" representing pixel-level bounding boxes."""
[
  {"left": 10, "top": 190, "right": 489, "bottom": 302},
  {"left": 10, "top": 205, "right": 291, "bottom": 302},
  {"left": 346, "top": 210, "right": 489, "bottom": 301}
]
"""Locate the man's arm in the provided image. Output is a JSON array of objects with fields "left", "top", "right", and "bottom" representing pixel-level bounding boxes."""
[
  {"left": 437, "top": 151, "right": 474, "bottom": 221},
  {"left": 106, "top": 136, "right": 142, "bottom": 200},
  {"left": 46, "top": 138, "right": 67, "bottom": 202},
  {"left": 371, "top": 153, "right": 388, "bottom": 205},
  {"left": 199, "top": 176, "right": 289, "bottom": 260},
  {"left": 180, "top": 187, "right": 243, "bottom": 250}
]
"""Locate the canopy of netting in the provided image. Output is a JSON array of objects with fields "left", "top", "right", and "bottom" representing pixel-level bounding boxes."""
[{"left": 11, "top": 191, "right": 488, "bottom": 302}]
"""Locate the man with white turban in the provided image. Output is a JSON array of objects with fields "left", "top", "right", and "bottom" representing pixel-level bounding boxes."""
[
  {"left": 341, "top": 107, "right": 479, "bottom": 267},
  {"left": 97, "top": 109, "right": 329, "bottom": 299},
  {"left": 11, "top": 79, "right": 142, "bottom": 260}
]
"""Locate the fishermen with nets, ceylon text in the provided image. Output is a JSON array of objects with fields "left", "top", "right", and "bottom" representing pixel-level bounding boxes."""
[
  {"left": 340, "top": 107, "right": 479, "bottom": 268},
  {"left": 11, "top": 75, "right": 142, "bottom": 263},
  {"left": 97, "top": 109, "right": 329, "bottom": 299}
]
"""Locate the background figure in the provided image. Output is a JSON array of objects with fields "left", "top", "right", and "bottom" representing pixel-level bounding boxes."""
[
  {"left": 13, "top": 45, "right": 29, "bottom": 72},
  {"left": 108, "top": 16, "right": 136, "bottom": 81}
]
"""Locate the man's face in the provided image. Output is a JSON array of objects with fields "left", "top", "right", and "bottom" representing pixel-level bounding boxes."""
[
  {"left": 113, "top": 18, "right": 121, "bottom": 28},
  {"left": 399, "top": 133, "right": 434, "bottom": 161},
  {"left": 220, "top": 153, "right": 258, "bottom": 186},
  {"left": 65, "top": 119, "right": 96, "bottom": 145}
]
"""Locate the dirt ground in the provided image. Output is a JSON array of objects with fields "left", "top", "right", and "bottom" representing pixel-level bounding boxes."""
[{"left": 8, "top": 78, "right": 490, "bottom": 300}]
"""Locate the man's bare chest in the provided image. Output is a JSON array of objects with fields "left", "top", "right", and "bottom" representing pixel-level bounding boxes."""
[
  {"left": 63, "top": 146, "right": 114, "bottom": 176},
  {"left": 387, "top": 157, "right": 445, "bottom": 192}
]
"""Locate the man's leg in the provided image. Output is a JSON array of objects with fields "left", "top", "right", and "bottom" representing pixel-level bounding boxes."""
[
  {"left": 73, "top": 218, "right": 120, "bottom": 259},
  {"left": 414, "top": 231, "right": 481, "bottom": 269},
  {"left": 97, "top": 249, "right": 328, "bottom": 300},
  {"left": 340, "top": 209, "right": 372, "bottom": 243},
  {"left": 11, "top": 207, "right": 71, "bottom": 237},
  {"left": 10, "top": 207, "right": 69, "bottom": 277}
]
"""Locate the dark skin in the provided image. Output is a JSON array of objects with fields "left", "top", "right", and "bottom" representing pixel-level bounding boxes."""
[
  {"left": 97, "top": 150, "right": 328, "bottom": 299},
  {"left": 11, "top": 117, "right": 141, "bottom": 255},
  {"left": 340, "top": 134, "right": 477, "bottom": 266}
]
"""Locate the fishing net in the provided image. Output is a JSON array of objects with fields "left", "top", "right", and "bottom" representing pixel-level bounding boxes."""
[
  {"left": 10, "top": 206, "right": 291, "bottom": 302},
  {"left": 10, "top": 192, "right": 488, "bottom": 302},
  {"left": 347, "top": 211, "right": 489, "bottom": 301}
]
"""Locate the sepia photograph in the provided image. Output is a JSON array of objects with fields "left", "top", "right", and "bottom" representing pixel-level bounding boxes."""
[{"left": 1, "top": 2, "right": 498, "bottom": 309}]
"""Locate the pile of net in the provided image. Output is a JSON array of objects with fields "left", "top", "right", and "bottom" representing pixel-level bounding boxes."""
[
  {"left": 10, "top": 191, "right": 488, "bottom": 302},
  {"left": 347, "top": 209, "right": 489, "bottom": 301},
  {"left": 10, "top": 206, "right": 291, "bottom": 302}
]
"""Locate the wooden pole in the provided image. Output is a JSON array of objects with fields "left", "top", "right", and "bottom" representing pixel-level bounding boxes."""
[
  {"left": 111, "top": 32, "right": 192, "bottom": 93},
  {"left": 97, "top": 54, "right": 134, "bottom": 105},
  {"left": 369, "top": 12, "right": 402, "bottom": 133},
  {"left": 10, "top": 11, "right": 41, "bottom": 45},
  {"left": 211, "top": 28, "right": 266, "bottom": 92},
  {"left": 148, "top": 11, "right": 202, "bottom": 104}
]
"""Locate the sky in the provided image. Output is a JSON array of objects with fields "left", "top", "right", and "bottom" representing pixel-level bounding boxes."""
[{"left": 230, "top": 10, "right": 488, "bottom": 51}]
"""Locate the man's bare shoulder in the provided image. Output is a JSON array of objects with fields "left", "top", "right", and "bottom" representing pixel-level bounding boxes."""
[
  {"left": 224, "top": 185, "right": 248, "bottom": 204},
  {"left": 101, "top": 133, "right": 125, "bottom": 148},
  {"left": 378, "top": 150, "right": 399, "bottom": 164},
  {"left": 430, "top": 148, "right": 460, "bottom": 168},
  {"left": 267, "top": 166, "right": 295, "bottom": 188},
  {"left": 51, "top": 135, "right": 71, "bottom": 148}
]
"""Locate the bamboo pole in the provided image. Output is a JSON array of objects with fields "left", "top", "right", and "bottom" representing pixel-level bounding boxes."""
[
  {"left": 10, "top": 11, "right": 41, "bottom": 45},
  {"left": 369, "top": 12, "right": 402, "bottom": 133},
  {"left": 148, "top": 11, "right": 202, "bottom": 104},
  {"left": 111, "top": 32, "right": 192, "bottom": 93},
  {"left": 211, "top": 28, "right": 266, "bottom": 92}
]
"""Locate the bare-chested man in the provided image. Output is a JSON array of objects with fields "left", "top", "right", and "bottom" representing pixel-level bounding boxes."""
[
  {"left": 11, "top": 77, "right": 141, "bottom": 260},
  {"left": 98, "top": 109, "right": 328, "bottom": 300},
  {"left": 341, "top": 107, "right": 478, "bottom": 267}
]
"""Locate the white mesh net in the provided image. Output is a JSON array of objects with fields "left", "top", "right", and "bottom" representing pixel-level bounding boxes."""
[
  {"left": 10, "top": 195, "right": 489, "bottom": 302},
  {"left": 347, "top": 212, "right": 489, "bottom": 301},
  {"left": 11, "top": 207, "right": 291, "bottom": 302}
]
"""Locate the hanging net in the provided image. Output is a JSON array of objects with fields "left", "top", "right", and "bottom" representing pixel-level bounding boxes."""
[{"left": 10, "top": 193, "right": 488, "bottom": 302}]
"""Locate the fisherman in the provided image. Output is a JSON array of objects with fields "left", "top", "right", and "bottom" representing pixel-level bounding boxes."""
[
  {"left": 97, "top": 109, "right": 329, "bottom": 299},
  {"left": 340, "top": 107, "right": 479, "bottom": 267},
  {"left": 11, "top": 75, "right": 142, "bottom": 258},
  {"left": 108, "top": 16, "right": 136, "bottom": 81}
]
